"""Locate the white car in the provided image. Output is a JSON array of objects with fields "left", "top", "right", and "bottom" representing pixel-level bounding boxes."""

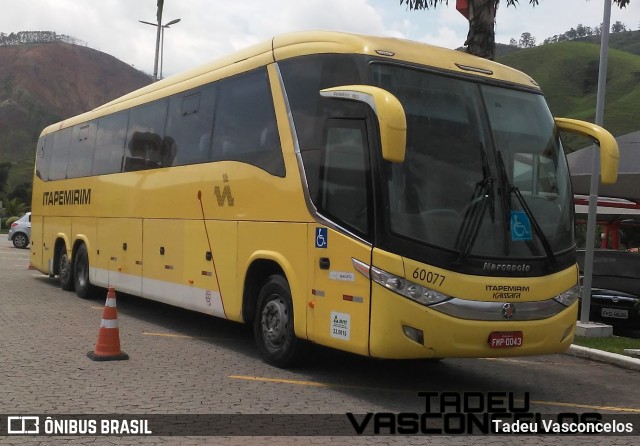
[{"left": 7, "top": 212, "right": 31, "bottom": 249}]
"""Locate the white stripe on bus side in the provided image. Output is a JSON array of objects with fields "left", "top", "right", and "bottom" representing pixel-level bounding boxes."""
[{"left": 92, "top": 267, "right": 226, "bottom": 319}]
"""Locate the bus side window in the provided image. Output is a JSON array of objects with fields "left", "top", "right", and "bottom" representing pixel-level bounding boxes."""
[
  {"left": 93, "top": 112, "right": 129, "bottom": 175},
  {"left": 210, "top": 68, "right": 284, "bottom": 177},
  {"left": 279, "top": 54, "right": 367, "bottom": 206},
  {"left": 165, "top": 86, "right": 216, "bottom": 166},
  {"left": 319, "top": 120, "right": 371, "bottom": 236},
  {"left": 36, "top": 136, "right": 52, "bottom": 181},
  {"left": 48, "top": 128, "right": 73, "bottom": 180},
  {"left": 124, "top": 99, "right": 169, "bottom": 171},
  {"left": 67, "top": 122, "right": 97, "bottom": 178}
]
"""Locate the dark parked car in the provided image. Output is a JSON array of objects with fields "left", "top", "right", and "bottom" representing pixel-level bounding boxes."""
[{"left": 577, "top": 249, "right": 640, "bottom": 328}]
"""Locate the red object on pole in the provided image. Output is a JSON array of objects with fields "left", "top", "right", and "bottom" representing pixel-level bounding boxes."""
[{"left": 456, "top": 0, "right": 470, "bottom": 19}]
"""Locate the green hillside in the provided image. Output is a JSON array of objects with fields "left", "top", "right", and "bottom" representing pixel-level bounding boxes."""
[
  {"left": 577, "top": 30, "right": 640, "bottom": 56},
  {"left": 0, "top": 42, "right": 151, "bottom": 215},
  {"left": 498, "top": 40, "right": 640, "bottom": 139}
]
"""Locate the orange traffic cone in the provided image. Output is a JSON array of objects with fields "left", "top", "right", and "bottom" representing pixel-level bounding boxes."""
[{"left": 87, "top": 287, "right": 129, "bottom": 361}]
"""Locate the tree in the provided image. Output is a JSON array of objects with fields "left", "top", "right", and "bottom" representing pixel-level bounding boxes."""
[
  {"left": 3, "top": 197, "right": 26, "bottom": 217},
  {"left": 518, "top": 31, "right": 536, "bottom": 48},
  {"left": 0, "top": 162, "right": 11, "bottom": 194},
  {"left": 566, "top": 27, "right": 579, "bottom": 40},
  {"left": 8, "top": 182, "right": 32, "bottom": 207},
  {"left": 594, "top": 22, "right": 602, "bottom": 35},
  {"left": 576, "top": 23, "right": 588, "bottom": 37},
  {"left": 399, "top": 0, "right": 632, "bottom": 60},
  {"left": 611, "top": 20, "right": 628, "bottom": 32}
]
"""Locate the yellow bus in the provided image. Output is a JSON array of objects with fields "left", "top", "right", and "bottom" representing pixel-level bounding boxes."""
[{"left": 30, "top": 31, "right": 619, "bottom": 367}]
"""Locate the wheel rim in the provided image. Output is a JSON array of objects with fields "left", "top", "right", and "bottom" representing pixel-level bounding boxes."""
[
  {"left": 261, "top": 296, "right": 289, "bottom": 351},
  {"left": 14, "top": 234, "right": 26, "bottom": 248}
]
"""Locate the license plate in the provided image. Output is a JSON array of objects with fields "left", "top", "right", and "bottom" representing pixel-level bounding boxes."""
[
  {"left": 601, "top": 308, "right": 628, "bottom": 319},
  {"left": 488, "top": 331, "right": 523, "bottom": 349}
]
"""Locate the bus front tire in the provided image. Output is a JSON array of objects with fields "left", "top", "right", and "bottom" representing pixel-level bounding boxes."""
[
  {"left": 253, "top": 275, "right": 307, "bottom": 368},
  {"left": 58, "top": 247, "right": 75, "bottom": 291},
  {"left": 74, "top": 244, "right": 96, "bottom": 299}
]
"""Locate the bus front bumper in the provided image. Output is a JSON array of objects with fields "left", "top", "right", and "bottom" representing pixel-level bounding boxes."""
[{"left": 368, "top": 286, "right": 577, "bottom": 359}]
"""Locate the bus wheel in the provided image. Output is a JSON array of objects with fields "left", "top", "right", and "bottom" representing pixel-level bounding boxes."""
[
  {"left": 74, "top": 244, "right": 96, "bottom": 299},
  {"left": 253, "top": 275, "right": 307, "bottom": 368},
  {"left": 58, "top": 246, "right": 75, "bottom": 291}
]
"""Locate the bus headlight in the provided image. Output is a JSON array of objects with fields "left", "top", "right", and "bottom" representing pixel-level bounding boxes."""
[
  {"left": 365, "top": 263, "right": 450, "bottom": 306},
  {"left": 553, "top": 285, "right": 581, "bottom": 307}
]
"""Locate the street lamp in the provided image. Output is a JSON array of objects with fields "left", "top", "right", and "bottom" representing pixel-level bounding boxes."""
[{"left": 139, "top": 18, "right": 181, "bottom": 80}]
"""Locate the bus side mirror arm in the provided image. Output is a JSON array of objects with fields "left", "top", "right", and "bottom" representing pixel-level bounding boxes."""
[
  {"left": 320, "top": 85, "right": 407, "bottom": 163},
  {"left": 555, "top": 118, "right": 619, "bottom": 184}
]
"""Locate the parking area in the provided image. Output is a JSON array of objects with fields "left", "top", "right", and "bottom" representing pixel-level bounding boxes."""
[{"left": 2, "top": 238, "right": 640, "bottom": 445}]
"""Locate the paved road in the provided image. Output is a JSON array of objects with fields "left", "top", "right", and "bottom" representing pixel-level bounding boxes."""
[{"left": 1, "top": 238, "right": 639, "bottom": 445}]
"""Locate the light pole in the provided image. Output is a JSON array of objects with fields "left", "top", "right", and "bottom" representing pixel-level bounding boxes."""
[
  {"left": 139, "top": 18, "right": 181, "bottom": 80},
  {"left": 580, "top": 0, "right": 612, "bottom": 325}
]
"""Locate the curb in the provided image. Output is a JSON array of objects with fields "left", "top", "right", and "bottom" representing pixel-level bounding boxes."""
[{"left": 566, "top": 345, "right": 640, "bottom": 372}]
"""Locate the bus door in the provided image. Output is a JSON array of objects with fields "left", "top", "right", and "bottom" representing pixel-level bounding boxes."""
[{"left": 306, "top": 119, "right": 373, "bottom": 356}]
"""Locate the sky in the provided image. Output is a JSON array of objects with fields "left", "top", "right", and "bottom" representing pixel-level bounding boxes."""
[{"left": 1, "top": 0, "right": 639, "bottom": 77}]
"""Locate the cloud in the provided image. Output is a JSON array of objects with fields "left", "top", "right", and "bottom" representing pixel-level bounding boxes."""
[
  {"left": 154, "top": 0, "right": 412, "bottom": 75},
  {"left": 419, "top": 26, "right": 466, "bottom": 50},
  {"left": 384, "top": 5, "right": 470, "bottom": 49},
  {"left": 142, "top": 0, "right": 406, "bottom": 74}
]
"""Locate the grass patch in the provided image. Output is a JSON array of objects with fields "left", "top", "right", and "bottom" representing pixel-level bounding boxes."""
[{"left": 573, "top": 335, "right": 640, "bottom": 356}]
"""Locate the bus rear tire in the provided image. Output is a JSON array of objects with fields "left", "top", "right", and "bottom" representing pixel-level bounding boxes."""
[
  {"left": 58, "top": 246, "right": 75, "bottom": 291},
  {"left": 74, "top": 243, "right": 96, "bottom": 299},
  {"left": 253, "top": 275, "right": 307, "bottom": 368}
]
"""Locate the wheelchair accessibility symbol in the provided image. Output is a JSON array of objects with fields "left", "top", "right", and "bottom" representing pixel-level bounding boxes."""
[
  {"left": 511, "top": 210, "right": 532, "bottom": 241},
  {"left": 315, "top": 227, "right": 328, "bottom": 248}
]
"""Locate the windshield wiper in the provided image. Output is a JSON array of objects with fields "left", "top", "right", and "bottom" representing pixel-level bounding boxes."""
[
  {"left": 453, "top": 144, "right": 495, "bottom": 265},
  {"left": 497, "top": 152, "right": 512, "bottom": 256},
  {"left": 496, "top": 152, "right": 557, "bottom": 269}
]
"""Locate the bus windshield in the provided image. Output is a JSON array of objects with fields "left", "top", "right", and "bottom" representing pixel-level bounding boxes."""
[{"left": 372, "top": 64, "right": 574, "bottom": 261}]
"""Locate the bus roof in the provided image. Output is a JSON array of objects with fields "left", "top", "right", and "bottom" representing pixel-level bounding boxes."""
[
  {"left": 41, "top": 31, "right": 540, "bottom": 136},
  {"left": 273, "top": 31, "right": 538, "bottom": 88}
]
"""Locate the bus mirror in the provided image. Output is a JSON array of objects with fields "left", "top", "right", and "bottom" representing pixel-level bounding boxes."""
[
  {"left": 320, "top": 85, "right": 406, "bottom": 163},
  {"left": 555, "top": 118, "right": 619, "bottom": 184}
]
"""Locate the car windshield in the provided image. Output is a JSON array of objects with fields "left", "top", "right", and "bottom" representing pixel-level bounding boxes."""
[{"left": 372, "top": 64, "right": 574, "bottom": 259}]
